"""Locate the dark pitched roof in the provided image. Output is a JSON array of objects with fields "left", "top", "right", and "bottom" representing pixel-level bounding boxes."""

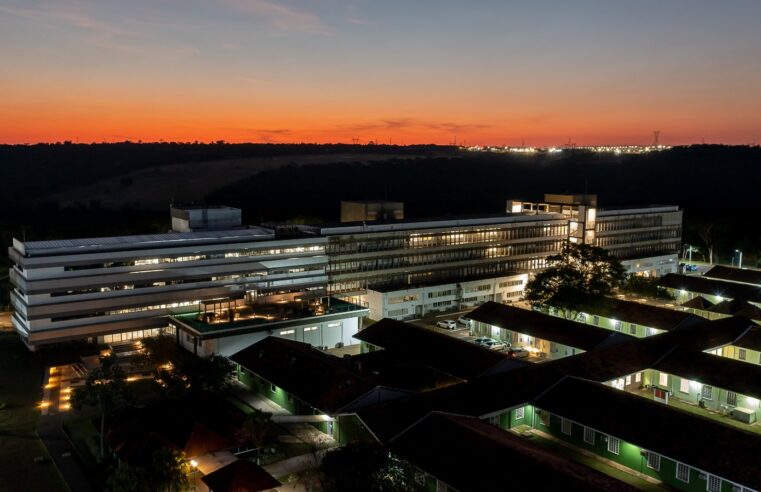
[
  {"left": 659, "top": 274, "right": 761, "bottom": 304},
  {"left": 184, "top": 423, "right": 233, "bottom": 459},
  {"left": 355, "top": 316, "right": 755, "bottom": 443},
  {"left": 681, "top": 296, "right": 714, "bottom": 309},
  {"left": 709, "top": 299, "right": 761, "bottom": 319},
  {"left": 654, "top": 349, "right": 761, "bottom": 399},
  {"left": 468, "top": 302, "right": 629, "bottom": 351},
  {"left": 354, "top": 318, "right": 510, "bottom": 380},
  {"left": 584, "top": 296, "right": 699, "bottom": 331},
  {"left": 201, "top": 460, "right": 280, "bottom": 492},
  {"left": 705, "top": 265, "right": 761, "bottom": 286},
  {"left": 390, "top": 412, "right": 638, "bottom": 492},
  {"left": 107, "top": 398, "right": 238, "bottom": 465},
  {"left": 734, "top": 326, "right": 761, "bottom": 352},
  {"left": 230, "top": 337, "right": 379, "bottom": 415},
  {"left": 533, "top": 377, "right": 761, "bottom": 490}
]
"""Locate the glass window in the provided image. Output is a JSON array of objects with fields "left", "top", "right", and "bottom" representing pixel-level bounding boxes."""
[
  {"left": 658, "top": 373, "right": 668, "bottom": 387},
  {"left": 675, "top": 462, "right": 689, "bottom": 483},
  {"left": 707, "top": 475, "right": 721, "bottom": 492},
  {"left": 727, "top": 391, "right": 737, "bottom": 406},
  {"left": 629, "top": 324, "right": 637, "bottom": 335},
  {"left": 561, "top": 418, "right": 572, "bottom": 435},
  {"left": 514, "top": 407, "right": 525, "bottom": 420},
  {"left": 583, "top": 427, "right": 595, "bottom": 445},
  {"left": 680, "top": 379, "right": 689, "bottom": 393},
  {"left": 646, "top": 452, "right": 660, "bottom": 471},
  {"left": 739, "top": 348, "right": 747, "bottom": 361},
  {"left": 607, "top": 436, "right": 620, "bottom": 455},
  {"left": 702, "top": 385, "right": 713, "bottom": 400}
]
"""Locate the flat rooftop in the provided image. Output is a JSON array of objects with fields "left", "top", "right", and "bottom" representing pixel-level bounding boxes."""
[
  {"left": 16, "top": 227, "right": 274, "bottom": 257},
  {"left": 171, "top": 297, "right": 366, "bottom": 337}
]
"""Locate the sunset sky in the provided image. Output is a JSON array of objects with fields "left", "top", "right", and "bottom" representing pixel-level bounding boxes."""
[{"left": 2, "top": 0, "right": 760, "bottom": 146}]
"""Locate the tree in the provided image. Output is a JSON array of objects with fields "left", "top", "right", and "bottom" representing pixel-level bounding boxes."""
[
  {"left": 523, "top": 241, "right": 627, "bottom": 319},
  {"left": 620, "top": 275, "right": 675, "bottom": 301},
  {"left": 236, "top": 409, "right": 275, "bottom": 464},
  {"left": 696, "top": 221, "right": 717, "bottom": 264},
  {"left": 71, "top": 354, "right": 132, "bottom": 458},
  {"left": 181, "top": 354, "right": 235, "bottom": 394},
  {"left": 147, "top": 448, "right": 192, "bottom": 492},
  {"left": 320, "top": 442, "right": 421, "bottom": 492},
  {"left": 105, "top": 448, "right": 192, "bottom": 492}
]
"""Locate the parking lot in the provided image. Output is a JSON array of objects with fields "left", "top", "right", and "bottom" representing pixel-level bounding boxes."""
[{"left": 407, "top": 309, "right": 543, "bottom": 362}]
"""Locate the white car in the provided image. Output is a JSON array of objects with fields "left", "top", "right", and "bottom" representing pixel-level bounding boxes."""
[
  {"left": 457, "top": 316, "right": 471, "bottom": 326},
  {"left": 508, "top": 347, "right": 530, "bottom": 359},
  {"left": 436, "top": 320, "right": 457, "bottom": 330}
]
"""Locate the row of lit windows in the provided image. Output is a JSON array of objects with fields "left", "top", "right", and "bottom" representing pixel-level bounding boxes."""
[
  {"left": 326, "top": 225, "right": 567, "bottom": 255},
  {"left": 61, "top": 245, "right": 324, "bottom": 272},
  {"left": 595, "top": 216, "right": 664, "bottom": 232}
]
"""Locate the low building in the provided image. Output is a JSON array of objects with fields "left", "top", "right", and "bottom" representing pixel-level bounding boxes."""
[
  {"left": 548, "top": 296, "right": 701, "bottom": 338},
  {"left": 169, "top": 296, "right": 367, "bottom": 357},
  {"left": 704, "top": 265, "right": 761, "bottom": 286},
  {"left": 365, "top": 273, "right": 527, "bottom": 321},
  {"left": 231, "top": 337, "right": 408, "bottom": 443},
  {"left": 646, "top": 350, "right": 761, "bottom": 424},
  {"left": 468, "top": 302, "right": 630, "bottom": 360},
  {"left": 354, "top": 318, "right": 525, "bottom": 381},
  {"left": 390, "top": 412, "right": 639, "bottom": 492},
  {"left": 659, "top": 273, "right": 761, "bottom": 306},
  {"left": 532, "top": 377, "right": 761, "bottom": 492}
]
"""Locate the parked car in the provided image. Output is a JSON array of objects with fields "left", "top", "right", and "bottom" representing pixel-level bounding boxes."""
[
  {"left": 457, "top": 316, "right": 471, "bottom": 326},
  {"left": 508, "top": 347, "right": 530, "bottom": 359},
  {"left": 483, "top": 340, "right": 507, "bottom": 351},
  {"left": 436, "top": 319, "right": 457, "bottom": 330},
  {"left": 473, "top": 337, "right": 494, "bottom": 346}
]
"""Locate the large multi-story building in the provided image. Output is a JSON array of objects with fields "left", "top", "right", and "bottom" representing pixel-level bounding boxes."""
[
  {"left": 10, "top": 207, "right": 329, "bottom": 350},
  {"left": 508, "top": 194, "right": 681, "bottom": 277},
  {"left": 9, "top": 194, "right": 682, "bottom": 349}
]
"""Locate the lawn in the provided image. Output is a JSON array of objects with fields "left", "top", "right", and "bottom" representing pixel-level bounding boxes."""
[{"left": 0, "top": 332, "right": 68, "bottom": 492}]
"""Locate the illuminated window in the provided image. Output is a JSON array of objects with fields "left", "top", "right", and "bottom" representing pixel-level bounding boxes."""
[
  {"left": 658, "top": 373, "right": 668, "bottom": 387},
  {"left": 675, "top": 462, "right": 689, "bottom": 483},
  {"left": 514, "top": 407, "right": 524, "bottom": 420},
  {"left": 679, "top": 379, "right": 689, "bottom": 393},
  {"left": 607, "top": 436, "right": 620, "bottom": 455},
  {"left": 635, "top": 372, "right": 642, "bottom": 383},
  {"left": 279, "top": 329, "right": 295, "bottom": 336},
  {"left": 304, "top": 326, "right": 318, "bottom": 332}
]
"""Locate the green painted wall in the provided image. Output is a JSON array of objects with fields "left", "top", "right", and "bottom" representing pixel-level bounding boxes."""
[{"left": 533, "top": 408, "right": 747, "bottom": 492}]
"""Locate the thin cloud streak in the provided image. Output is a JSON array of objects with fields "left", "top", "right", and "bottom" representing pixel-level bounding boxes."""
[
  {"left": 0, "top": 4, "right": 138, "bottom": 37},
  {"left": 218, "top": 0, "right": 332, "bottom": 35}
]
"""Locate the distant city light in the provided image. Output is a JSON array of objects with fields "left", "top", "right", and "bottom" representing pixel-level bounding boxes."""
[{"left": 464, "top": 145, "right": 671, "bottom": 154}]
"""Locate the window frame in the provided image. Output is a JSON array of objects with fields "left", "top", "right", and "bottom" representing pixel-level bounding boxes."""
[
  {"left": 675, "top": 462, "right": 690, "bottom": 483},
  {"left": 607, "top": 436, "right": 620, "bottom": 455},
  {"left": 646, "top": 452, "right": 660, "bottom": 471},
  {"left": 583, "top": 426, "right": 595, "bottom": 445}
]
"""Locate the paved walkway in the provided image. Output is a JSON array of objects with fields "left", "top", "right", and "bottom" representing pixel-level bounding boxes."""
[
  {"left": 38, "top": 367, "right": 94, "bottom": 492},
  {"left": 37, "top": 416, "right": 95, "bottom": 492}
]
